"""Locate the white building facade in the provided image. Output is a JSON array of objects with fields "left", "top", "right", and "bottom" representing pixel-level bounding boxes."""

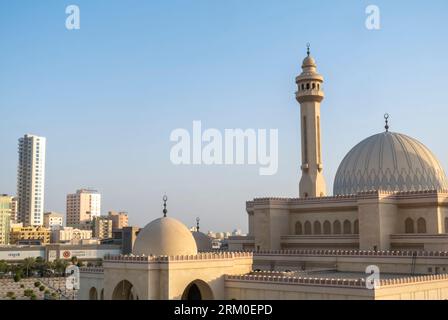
[
  {"left": 44, "top": 212, "right": 64, "bottom": 230},
  {"left": 52, "top": 227, "right": 93, "bottom": 244},
  {"left": 17, "top": 134, "right": 46, "bottom": 226}
]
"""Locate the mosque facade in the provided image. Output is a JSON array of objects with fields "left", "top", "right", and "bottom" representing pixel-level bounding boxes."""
[
  {"left": 229, "top": 48, "right": 448, "bottom": 253},
  {"left": 79, "top": 49, "right": 448, "bottom": 300}
]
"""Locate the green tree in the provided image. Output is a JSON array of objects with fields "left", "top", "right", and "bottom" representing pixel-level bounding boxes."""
[
  {"left": 0, "top": 260, "right": 8, "bottom": 273},
  {"left": 22, "top": 257, "right": 36, "bottom": 277},
  {"left": 34, "top": 281, "right": 41, "bottom": 287},
  {"left": 13, "top": 273, "right": 22, "bottom": 282},
  {"left": 39, "top": 285, "right": 45, "bottom": 291},
  {"left": 52, "top": 259, "right": 69, "bottom": 275}
]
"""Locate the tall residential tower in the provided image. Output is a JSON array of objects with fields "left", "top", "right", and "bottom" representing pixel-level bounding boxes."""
[{"left": 17, "top": 134, "right": 46, "bottom": 226}]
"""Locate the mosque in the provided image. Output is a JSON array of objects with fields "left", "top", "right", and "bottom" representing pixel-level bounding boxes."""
[
  {"left": 79, "top": 48, "right": 448, "bottom": 300},
  {"left": 229, "top": 45, "right": 448, "bottom": 253}
]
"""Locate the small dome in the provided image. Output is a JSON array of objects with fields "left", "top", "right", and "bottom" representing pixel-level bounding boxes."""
[
  {"left": 133, "top": 217, "right": 197, "bottom": 256},
  {"left": 302, "top": 55, "right": 316, "bottom": 68},
  {"left": 192, "top": 231, "right": 213, "bottom": 252},
  {"left": 334, "top": 131, "right": 448, "bottom": 195}
]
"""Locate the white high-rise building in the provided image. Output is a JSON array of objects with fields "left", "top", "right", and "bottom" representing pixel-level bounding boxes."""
[
  {"left": 66, "top": 189, "right": 101, "bottom": 226},
  {"left": 17, "top": 134, "right": 46, "bottom": 226}
]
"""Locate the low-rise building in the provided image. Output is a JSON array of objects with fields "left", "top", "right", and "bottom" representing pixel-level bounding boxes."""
[
  {"left": 10, "top": 197, "right": 18, "bottom": 223},
  {"left": 122, "top": 226, "right": 140, "bottom": 254},
  {"left": 0, "top": 195, "right": 13, "bottom": 245},
  {"left": 44, "top": 212, "right": 64, "bottom": 230},
  {"left": 51, "top": 226, "right": 92, "bottom": 244},
  {"left": 9, "top": 225, "right": 50, "bottom": 245},
  {"left": 92, "top": 216, "right": 113, "bottom": 240},
  {"left": 108, "top": 211, "right": 128, "bottom": 229}
]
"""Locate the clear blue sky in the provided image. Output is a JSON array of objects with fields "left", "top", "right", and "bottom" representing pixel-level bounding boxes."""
[{"left": 1, "top": 0, "right": 448, "bottom": 232}]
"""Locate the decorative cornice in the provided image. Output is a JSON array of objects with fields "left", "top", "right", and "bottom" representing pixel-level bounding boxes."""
[
  {"left": 226, "top": 272, "right": 448, "bottom": 288},
  {"left": 253, "top": 249, "right": 448, "bottom": 258},
  {"left": 103, "top": 252, "right": 253, "bottom": 263}
]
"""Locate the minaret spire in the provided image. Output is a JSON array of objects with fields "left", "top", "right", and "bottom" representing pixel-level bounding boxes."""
[
  {"left": 307, "top": 43, "right": 310, "bottom": 56},
  {"left": 196, "top": 217, "right": 200, "bottom": 232},
  {"left": 296, "top": 45, "right": 327, "bottom": 198},
  {"left": 384, "top": 113, "right": 390, "bottom": 132},
  {"left": 162, "top": 195, "right": 168, "bottom": 217}
]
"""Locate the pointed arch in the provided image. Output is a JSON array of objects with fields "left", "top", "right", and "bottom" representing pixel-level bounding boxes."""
[{"left": 313, "top": 221, "right": 322, "bottom": 235}]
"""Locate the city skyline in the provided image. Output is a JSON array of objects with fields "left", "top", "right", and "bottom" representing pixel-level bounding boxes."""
[{"left": 1, "top": 1, "right": 448, "bottom": 232}]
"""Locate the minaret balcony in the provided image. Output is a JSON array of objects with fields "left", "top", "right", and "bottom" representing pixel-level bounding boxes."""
[
  {"left": 301, "top": 163, "right": 309, "bottom": 171},
  {"left": 295, "top": 90, "right": 324, "bottom": 103}
]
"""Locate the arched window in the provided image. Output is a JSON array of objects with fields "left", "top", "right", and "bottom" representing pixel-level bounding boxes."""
[
  {"left": 304, "top": 221, "right": 312, "bottom": 235},
  {"left": 354, "top": 220, "right": 359, "bottom": 234},
  {"left": 301, "top": 84, "right": 305, "bottom": 90},
  {"left": 405, "top": 218, "right": 414, "bottom": 234},
  {"left": 312, "top": 83, "right": 316, "bottom": 89},
  {"left": 314, "top": 221, "right": 322, "bottom": 235},
  {"left": 417, "top": 218, "right": 427, "bottom": 234},
  {"left": 317, "top": 83, "right": 320, "bottom": 90},
  {"left": 323, "top": 221, "right": 331, "bottom": 234},
  {"left": 306, "top": 83, "right": 310, "bottom": 90},
  {"left": 295, "top": 222, "right": 302, "bottom": 235},
  {"left": 89, "top": 287, "right": 98, "bottom": 300},
  {"left": 343, "top": 220, "right": 352, "bottom": 234},
  {"left": 333, "top": 220, "right": 342, "bottom": 235}
]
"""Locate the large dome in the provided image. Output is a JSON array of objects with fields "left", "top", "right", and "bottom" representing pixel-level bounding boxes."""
[
  {"left": 133, "top": 217, "right": 198, "bottom": 256},
  {"left": 333, "top": 131, "right": 448, "bottom": 195}
]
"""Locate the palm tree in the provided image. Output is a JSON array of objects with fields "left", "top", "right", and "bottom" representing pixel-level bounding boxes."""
[
  {"left": 53, "top": 259, "right": 69, "bottom": 275},
  {"left": 22, "top": 257, "right": 36, "bottom": 277}
]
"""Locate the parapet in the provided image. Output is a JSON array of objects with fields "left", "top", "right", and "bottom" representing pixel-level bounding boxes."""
[
  {"left": 103, "top": 251, "right": 253, "bottom": 263},
  {"left": 254, "top": 249, "right": 448, "bottom": 258}
]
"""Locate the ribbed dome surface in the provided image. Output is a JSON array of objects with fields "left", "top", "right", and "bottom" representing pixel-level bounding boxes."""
[{"left": 333, "top": 132, "right": 448, "bottom": 195}]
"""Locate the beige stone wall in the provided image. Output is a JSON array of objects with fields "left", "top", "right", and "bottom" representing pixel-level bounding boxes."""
[
  {"left": 397, "top": 206, "right": 438, "bottom": 234},
  {"left": 253, "top": 251, "right": 448, "bottom": 275},
  {"left": 167, "top": 257, "right": 253, "bottom": 300},
  {"left": 79, "top": 269, "right": 105, "bottom": 300},
  {"left": 225, "top": 276, "right": 448, "bottom": 300},
  {"left": 225, "top": 280, "right": 373, "bottom": 300},
  {"left": 81, "top": 253, "right": 253, "bottom": 300}
]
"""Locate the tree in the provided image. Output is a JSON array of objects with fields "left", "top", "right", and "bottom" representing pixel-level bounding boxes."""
[
  {"left": 13, "top": 273, "right": 21, "bottom": 282},
  {"left": 0, "top": 260, "right": 8, "bottom": 274},
  {"left": 52, "top": 259, "right": 69, "bottom": 275},
  {"left": 22, "top": 257, "right": 36, "bottom": 277},
  {"left": 34, "top": 281, "right": 41, "bottom": 287},
  {"left": 39, "top": 285, "right": 45, "bottom": 292}
]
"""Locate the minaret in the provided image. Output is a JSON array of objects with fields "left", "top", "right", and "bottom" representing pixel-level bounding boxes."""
[{"left": 295, "top": 44, "right": 327, "bottom": 198}]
